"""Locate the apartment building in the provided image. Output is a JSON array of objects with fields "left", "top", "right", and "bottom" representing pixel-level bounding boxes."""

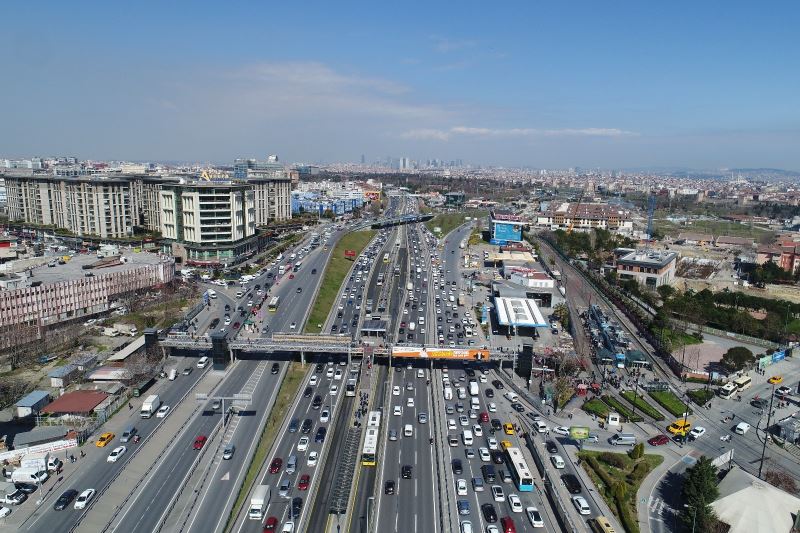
[
  {"left": 615, "top": 249, "right": 678, "bottom": 288},
  {"left": 248, "top": 173, "right": 293, "bottom": 225},
  {"left": 536, "top": 202, "right": 633, "bottom": 233}
]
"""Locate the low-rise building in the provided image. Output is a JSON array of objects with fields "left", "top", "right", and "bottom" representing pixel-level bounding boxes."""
[
  {"left": 615, "top": 249, "right": 678, "bottom": 288},
  {"left": 15, "top": 390, "right": 51, "bottom": 418},
  {"left": 677, "top": 232, "right": 713, "bottom": 245},
  {"left": 715, "top": 236, "right": 755, "bottom": 249}
]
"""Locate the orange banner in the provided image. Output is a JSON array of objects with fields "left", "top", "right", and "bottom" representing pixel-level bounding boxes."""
[{"left": 392, "top": 347, "right": 489, "bottom": 360}]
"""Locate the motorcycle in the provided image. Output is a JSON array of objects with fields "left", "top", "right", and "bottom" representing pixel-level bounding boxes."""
[{"left": 720, "top": 435, "right": 731, "bottom": 442}]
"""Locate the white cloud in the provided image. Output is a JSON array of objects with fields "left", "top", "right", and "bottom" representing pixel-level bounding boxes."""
[
  {"left": 399, "top": 125, "right": 638, "bottom": 141},
  {"left": 431, "top": 36, "right": 477, "bottom": 53}
]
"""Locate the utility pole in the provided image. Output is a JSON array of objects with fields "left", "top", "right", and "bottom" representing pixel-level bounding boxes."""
[{"left": 758, "top": 379, "right": 778, "bottom": 478}]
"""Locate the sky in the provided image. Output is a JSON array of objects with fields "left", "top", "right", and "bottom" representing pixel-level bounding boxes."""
[{"left": 1, "top": 1, "right": 799, "bottom": 169}]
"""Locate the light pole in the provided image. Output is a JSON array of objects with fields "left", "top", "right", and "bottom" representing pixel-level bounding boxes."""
[
  {"left": 683, "top": 503, "right": 696, "bottom": 533},
  {"left": 758, "top": 377, "right": 779, "bottom": 478}
]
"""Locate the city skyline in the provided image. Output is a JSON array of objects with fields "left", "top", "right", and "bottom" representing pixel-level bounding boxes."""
[{"left": 1, "top": 2, "right": 799, "bottom": 169}]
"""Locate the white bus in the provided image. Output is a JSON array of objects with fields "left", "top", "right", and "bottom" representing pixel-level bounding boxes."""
[
  {"left": 361, "top": 427, "right": 379, "bottom": 466},
  {"left": 733, "top": 375, "right": 752, "bottom": 391},
  {"left": 267, "top": 297, "right": 280, "bottom": 312},
  {"left": 506, "top": 447, "right": 534, "bottom": 492},
  {"left": 718, "top": 382, "right": 738, "bottom": 400}
]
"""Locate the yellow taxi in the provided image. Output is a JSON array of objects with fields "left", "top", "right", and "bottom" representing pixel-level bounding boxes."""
[
  {"left": 503, "top": 423, "right": 515, "bottom": 436},
  {"left": 667, "top": 420, "right": 691, "bottom": 436},
  {"left": 768, "top": 375, "right": 783, "bottom": 384},
  {"left": 500, "top": 440, "right": 513, "bottom": 450},
  {"left": 96, "top": 432, "right": 115, "bottom": 447}
]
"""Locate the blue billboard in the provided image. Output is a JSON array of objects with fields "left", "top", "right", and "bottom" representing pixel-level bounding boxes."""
[{"left": 491, "top": 221, "right": 522, "bottom": 244}]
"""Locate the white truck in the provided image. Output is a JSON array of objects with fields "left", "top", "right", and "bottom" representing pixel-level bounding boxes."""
[
  {"left": 140, "top": 394, "right": 161, "bottom": 419},
  {"left": 248, "top": 484, "right": 271, "bottom": 520},
  {"left": 101, "top": 327, "right": 120, "bottom": 337},
  {"left": 469, "top": 381, "right": 479, "bottom": 397},
  {"left": 115, "top": 323, "right": 138, "bottom": 337},
  {"left": 11, "top": 467, "right": 49, "bottom": 485},
  {"left": 406, "top": 282, "right": 413, "bottom": 291},
  {"left": 20, "top": 451, "right": 62, "bottom": 472},
  {"left": 408, "top": 322, "right": 416, "bottom": 332}
]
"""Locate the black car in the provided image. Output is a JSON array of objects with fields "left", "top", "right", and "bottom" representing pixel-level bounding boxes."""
[
  {"left": 512, "top": 403, "right": 525, "bottom": 413},
  {"left": 301, "top": 418, "right": 313, "bottom": 434},
  {"left": 384, "top": 480, "right": 395, "bottom": 495},
  {"left": 311, "top": 268, "right": 317, "bottom": 274},
  {"left": 752, "top": 398, "right": 769, "bottom": 409},
  {"left": 14, "top": 482, "right": 38, "bottom": 494},
  {"left": 452, "top": 459, "right": 463, "bottom": 475},
  {"left": 402, "top": 465, "right": 412, "bottom": 479},
  {"left": 466, "top": 369, "right": 475, "bottom": 377},
  {"left": 315, "top": 363, "right": 324, "bottom": 373},
  {"left": 485, "top": 388, "right": 494, "bottom": 398},
  {"left": 561, "top": 473, "right": 582, "bottom": 494},
  {"left": 288, "top": 418, "right": 300, "bottom": 433},
  {"left": 312, "top": 395, "right": 322, "bottom": 409},
  {"left": 271, "top": 363, "right": 280, "bottom": 375},
  {"left": 491, "top": 451, "right": 505, "bottom": 464},
  {"left": 291, "top": 496, "right": 303, "bottom": 519},
  {"left": 53, "top": 489, "right": 79, "bottom": 511},
  {"left": 491, "top": 419, "right": 503, "bottom": 431},
  {"left": 481, "top": 503, "right": 498, "bottom": 523},
  {"left": 315, "top": 426, "right": 327, "bottom": 443},
  {"left": 546, "top": 440, "right": 558, "bottom": 454},
  {"left": 296, "top": 287, "right": 302, "bottom": 293},
  {"left": 492, "top": 380, "right": 504, "bottom": 390},
  {"left": 303, "top": 386, "right": 313, "bottom": 398}
]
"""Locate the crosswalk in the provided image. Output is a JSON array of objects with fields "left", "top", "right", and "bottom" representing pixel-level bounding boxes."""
[{"left": 648, "top": 496, "right": 674, "bottom": 522}]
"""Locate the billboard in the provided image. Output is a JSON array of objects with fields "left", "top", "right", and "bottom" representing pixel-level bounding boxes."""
[
  {"left": 569, "top": 426, "right": 590, "bottom": 440},
  {"left": 344, "top": 249, "right": 357, "bottom": 259},
  {"left": 491, "top": 221, "right": 522, "bottom": 244},
  {"left": 392, "top": 347, "right": 490, "bottom": 360}
]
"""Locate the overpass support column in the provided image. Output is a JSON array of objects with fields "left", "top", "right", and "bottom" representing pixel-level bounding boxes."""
[{"left": 300, "top": 350, "right": 305, "bottom": 366}]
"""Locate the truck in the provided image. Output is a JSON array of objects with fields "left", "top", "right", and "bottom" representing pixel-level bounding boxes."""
[
  {"left": 408, "top": 322, "right": 416, "bottom": 332},
  {"left": 444, "top": 386, "right": 453, "bottom": 401},
  {"left": 115, "top": 323, "right": 138, "bottom": 337},
  {"left": 457, "top": 294, "right": 465, "bottom": 306},
  {"left": 0, "top": 481, "right": 27, "bottom": 505},
  {"left": 406, "top": 282, "right": 413, "bottom": 291},
  {"left": 140, "top": 394, "right": 161, "bottom": 419},
  {"left": 101, "top": 327, "right": 121, "bottom": 337},
  {"left": 20, "top": 451, "right": 62, "bottom": 472},
  {"left": 469, "top": 381, "right": 479, "bottom": 397},
  {"left": 11, "top": 467, "right": 49, "bottom": 485},
  {"left": 248, "top": 484, "right": 271, "bottom": 520}
]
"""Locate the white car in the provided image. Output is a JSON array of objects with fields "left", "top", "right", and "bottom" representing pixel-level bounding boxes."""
[
  {"left": 487, "top": 437, "right": 499, "bottom": 450},
  {"left": 487, "top": 402, "right": 497, "bottom": 412},
  {"left": 0, "top": 506, "right": 10, "bottom": 518},
  {"left": 407, "top": 397, "right": 415, "bottom": 407},
  {"left": 479, "top": 447, "right": 491, "bottom": 462},
  {"left": 460, "top": 521, "right": 473, "bottom": 533},
  {"left": 107, "top": 446, "right": 127, "bottom": 463},
  {"left": 572, "top": 495, "right": 591, "bottom": 515},
  {"left": 459, "top": 415, "right": 469, "bottom": 426},
  {"left": 393, "top": 386, "right": 401, "bottom": 396},
  {"left": 508, "top": 494, "right": 523, "bottom": 513},
  {"left": 448, "top": 419, "right": 457, "bottom": 430},
  {"left": 320, "top": 409, "right": 330, "bottom": 423},
  {"left": 156, "top": 405, "right": 171, "bottom": 418},
  {"left": 491, "top": 484, "right": 505, "bottom": 502},
  {"left": 334, "top": 369, "right": 343, "bottom": 380},
  {"left": 526, "top": 506, "right": 545, "bottom": 528},
  {"left": 309, "top": 376, "right": 319, "bottom": 386},
  {"left": 394, "top": 405, "right": 402, "bottom": 416},
  {"left": 289, "top": 322, "right": 297, "bottom": 329},
  {"left": 457, "top": 478, "right": 468, "bottom": 496},
  {"left": 297, "top": 436, "right": 310, "bottom": 452},
  {"left": 473, "top": 425, "right": 483, "bottom": 437},
  {"left": 307, "top": 451, "right": 319, "bottom": 466},
  {"left": 485, "top": 526, "right": 498, "bottom": 533},
  {"left": 553, "top": 426, "right": 570, "bottom": 436},
  {"left": 330, "top": 385, "right": 339, "bottom": 396},
  {"left": 326, "top": 367, "right": 334, "bottom": 378},
  {"left": 74, "top": 489, "right": 96, "bottom": 510},
  {"left": 689, "top": 426, "right": 707, "bottom": 440}
]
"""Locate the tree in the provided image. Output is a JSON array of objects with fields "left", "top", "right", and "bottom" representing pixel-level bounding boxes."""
[
  {"left": 721, "top": 346, "right": 755, "bottom": 372},
  {"left": 682, "top": 455, "right": 719, "bottom": 532},
  {"left": 553, "top": 303, "right": 571, "bottom": 331},
  {"left": 765, "top": 470, "right": 798, "bottom": 494},
  {"left": 657, "top": 284, "right": 676, "bottom": 303}
]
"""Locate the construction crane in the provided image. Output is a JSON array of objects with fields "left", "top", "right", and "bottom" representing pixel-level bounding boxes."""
[
  {"left": 645, "top": 194, "right": 657, "bottom": 249},
  {"left": 567, "top": 187, "right": 585, "bottom": 234}
]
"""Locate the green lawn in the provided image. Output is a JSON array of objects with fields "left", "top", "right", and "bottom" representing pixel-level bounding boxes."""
[
  {"left": 305, "top": 230, "right": 376, "bottom": 332},
  {"left": 579, "top": 450, "right": 664, "bottom": 533},
  {"left": 425, "top": 209, "right": 488, "bottom": 238},
  {"left": 602, "top": 395, "right": 644, "bottom": 422},
  {"left": 225, "top": 362, "right": 306, "bottom": 531},
  {"left": 659, "top": 329, "right": 703, "bottom": 351},
  {"left": 582, "top": 398, "right": 610, "bottom": 418},
  {"left": 649, "top": 390, "right": 692, "bottom": 417},
  {"left": 620, "top": 392, "right": 665, "bottom": 421}
]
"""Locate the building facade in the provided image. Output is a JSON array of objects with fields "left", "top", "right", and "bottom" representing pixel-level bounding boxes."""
[
  {"left": 615, "top": 249, "right": 678, "bottom": 288},
  {"left": 248, "top": 175, "right": 293, "bottom": 225},
  {"left": 536, "top": 202, "right": 633, "bottom": 233}
]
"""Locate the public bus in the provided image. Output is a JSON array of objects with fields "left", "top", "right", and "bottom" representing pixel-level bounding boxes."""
[
  {"left": 718, "top": 382, "right": 738, "bottom": 400},
  {"left": 733, "top": 375, "right": 752, "bottom": 391},
  {"left": 506, "top": 447, "right": 534, "bottom": 492},
  {"left": 367, "top": 410, "right": 381, "bottom": 428},
  {"left": 293, "top": 260, "right": 303, "bottom": 272},
  {"left": 361, "top": 427, "right": 379, "bottom": 466},
  {"left": 267, "top": 296, "right": 280, "bottom": 312},
  {"left": 383, "top": 252, "right": 389, "bottom": 263}
]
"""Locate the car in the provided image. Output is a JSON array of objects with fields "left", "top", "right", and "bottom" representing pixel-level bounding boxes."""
[
  {"left": 452, "top": 459, "right": 463, "bottom": 475},
  {"left": 572, "top": 495, "right": 591, "bottom": 515},
  {"left": 586, "top": 433, "right": 599, "bottom": 443},
  {"left": 14, "top": 483, "right": 37, "bottom": 494},
  {"left": 329, "top": 385, "right": 339, "bottom": 396},
  {"left": 384, "top": 480, "right": 395, "bottom": 495},
  {"left": 315, "top": 427, "right": 327, "bottom": 443},
  {"left": 487, "top": 437, "right": 499, "bottom": 450},
  {"left": 768, "top": 375, "right": 783, "bottom": 384},
  {"left": 459, "top": 415, "right": 469, "bottom": 426},
  {"left": 648, "top": 434, "right": 670, "bottom": 446},
  {"left": 394, "top": 405, "right": 402, "bottom": 416},
  {"left": 481, "top": 503, "right": 498, "bottom": 522},
  {"left": 752, "top": 398, "right": 769, "bottom": 409},
  {"left": 297, "top": 436, "right": 310, "bottom": 452},
  {"left": 526, "top": 506, "right": 544, "bottom": 528},
  {"left": 491, "top": 451, "right": 504, "bottom": 464},
  {"left": 479, "top": 447, "right": 491, "bottom": 462},
  {"left": 389, "top": 429, "right": 398, "bottom": 441},
  {"left": 291, "top": 496, "right": 303, "bottom": 519},
  {"left": 296, "top": 287, "right": 302, "bottom": 293},
  {"left": 491, "top": 484, "right": 505, "bottom": 502},
  {"left": 182, "top": 367, "right": 193, "bottom": 375},
  {"left": 156, "top": 405, "right": 171, "bottom": 418},
  {"left": 553, "top": 426, "right": 570, "bottom": 436},
  {"left": 307, "top": 451, "right": 319, "bottom": 466},
  {"left": 312, "top": 396, "right": 322, "bottom": 409},
  {"left": 309, "top": 375, "right": 319, "bottom": 386},
  {"left": 222, "top": 444, "right": 235, "bottom": 460},
  {"left": 402, "top": 465, "right": 412, "bottom": 479},
  {"left": 457, "top": 478, "right": 468, "bottom": 495},
  {"left": 193, "top": 435, "right": 207, "bottom": 450},
  {"left": 689, "top": 426, "right": 707, "bottom": 440},
  {"left": 263, "top": 516, "right": 279, "bottom": 532},
  {"left": 561, "top": 474, "right": 581, "bottom": 494},
  {"left": 667, "top": 420, "right": 692, "bottom": 436},
  {"left": 107, "top": 446, "right": 127, "bottom": 463},
  {"left": 545, "top": 440, "right": 558, "bottom": 453},
  {"left": 279, "top": 477, "right": 293, "bottom": 498},
  {"left": 74, "top": 488, "right": 95, "bottom": 510},
  {"left": 418, "top": 412, "right": 428, "bottom": 424},
  {"left": 269, "top": 458, "right": 283, "bottom": 473},
  {"left": 777, "top": 385, "right": 792, "bottom": 396},
  {"left": 297, "top": 474, "right": 310, "bottom": 491},
  {"left": 53, "top": 489, "right": 79, "bottom": 511},
  {"left": 290, "top": 322, "right": 297, "bottom": 329},
  {"left": 460, "top": 521, "right": 474, "bottom": 533},
  {"left": 96, "top": 432, "right": 115, "bottom": 447},
  {"left": 272, "top": 363, "right": 280, "bottom": 375},
  {"left": 465, "top": 447, "right": 476, "bottom": 459},
  {"left": 407, "top": 397, "right": 414, "bottom": 407},
  {"left": 485, "top": 389, "right": 494, "bottom": 398},
  {"left": 393, "top": 386, "right": 400, "bottom": 396},
  {"left": 302, "top": 418, "right": 313, "bottom": 434},
  {"left": 320, "top": 409, "right": 330, "bottom": 423},
  {"left": 488, "top": 402, "right": 497, "bottom": 412},
  {"left": 508, "top": 493, "right": 523, "bottom": 513}
]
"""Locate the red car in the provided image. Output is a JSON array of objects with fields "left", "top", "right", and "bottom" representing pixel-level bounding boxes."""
[
  {"left": 193, "top": 435, "right": 207, "bottom": 450},
  {"left": 289, "top": 274, "right": 295, "bottom": 279},
  {"left": 479, "top": 412, "right": 489, "bottom": 423},
  {"left": 269, "top": 457, "right": 283, "bottom": 474},
  {"left": 233, "top": 322, "right": 240, "bottom": 329},
  {"left": 648, "top": 434, "right": 670, "bottom": 446},
  {"left": 263, "top": 516, "right": 278, "bottom": 532},
  {"left": 298, "top": 474, "right": 310, "bottom": 491}
]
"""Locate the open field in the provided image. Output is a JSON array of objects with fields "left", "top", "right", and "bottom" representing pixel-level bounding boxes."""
[
  {"left": 425, "top": 209, "right": 488, "bottom": 238},
  {"left": 305, "top": 230, "right": 376, "bottom": 332},
  {"left": 657, "top": 218, "right": 774, "bottom": 241}
]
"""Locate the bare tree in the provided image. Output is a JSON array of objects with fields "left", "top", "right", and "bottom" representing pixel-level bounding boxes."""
[{"left": 765, "top": 469, "right": 798, "bottom": 494}]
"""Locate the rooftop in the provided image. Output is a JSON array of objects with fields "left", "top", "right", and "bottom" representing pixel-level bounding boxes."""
[
  {"left": 41, "top": 390, "right": 109, "bottom": 415},
  {"left": 712, "top": 466, "right": 800, "bottom": 533},
  {"left": 617, "top": 249, "right": 678, "bottom": 268},
  {"left": 12, "top": 425, "right": 70, "bottom": 448},
  {"left": 16, "top": 390, "right": 50, "bottom": 408},
  {"left": 12, "top": 251, "right": 166, "bottom": 286},
  {"left": 494, "top": 296, "right": 548, "bottom": 328}
]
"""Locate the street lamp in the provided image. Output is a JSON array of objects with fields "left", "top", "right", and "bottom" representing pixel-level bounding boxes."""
[
  {"left": 683, "top": 503, "right": 696, "bottom": 533},
  {"left": 759, "top": 375, "right": 781, "bottom": 478}
]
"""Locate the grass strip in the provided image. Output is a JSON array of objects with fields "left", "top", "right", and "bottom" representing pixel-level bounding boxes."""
[
  {"left": 602, "top": 395, "right": 643, "bottom": 422},
  {"left": 620, "top": 391, "right": 665, "bottom": 421},
  {"left": 225, "top": 362, "right": 306, "bottom": 531},
  {"left": 582, "top": 398, "right": 610, "bottom": 418},
  {"left": 648, "top": 390, "right": 692, "bottom": 417},
  {"left": 425, "top": 209, "right": 488, "bottom": 237},
  {"left": 305, "top": 230, "right": 376, "bottom": 332}
]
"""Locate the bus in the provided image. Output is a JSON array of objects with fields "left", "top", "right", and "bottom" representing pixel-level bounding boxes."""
[
  {"left": 267, "top": 296, "right": 280, "bottom": 312},
  {"left": 588, "top": 516, "right": 617, "bottom": 533},
  {"left": 383, "top": 252, "right": 389, "bottom": 263},
  {"left": 293, "top": 260, "right": 303, "bottom": 272},
  {"left": 506, "top": 447, "right": 534, "bottom": 492},
  {"left": 346, "top": 377, "right": 357, "bottom": 397},
  {"left": 733, "top": 375, "right": 752, "bottom": 391},
  {"left": 718, "top": 382, "right": 738, "bottom": 400},
  {"left": 361, "top": 427, "right": 379, "bottom": 466},
  {"left": 367, "top": 410, "right": 381, "bottom": 428}
]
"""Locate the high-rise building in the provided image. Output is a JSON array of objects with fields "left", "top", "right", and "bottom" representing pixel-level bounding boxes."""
[{"left": 233, "top": 157, "right": 285, "bottom": 180}]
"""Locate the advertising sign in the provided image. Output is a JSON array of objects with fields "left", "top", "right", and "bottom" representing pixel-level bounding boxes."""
[
  {"left": 344, "top": 249, "right": 357, "bottom": 259},
  {"left": 569, "top": 426, "right": 590, "bottom": 440},
  {"left": 491, "top": 221, "right": 522, "bottom": 244},
  {"left": 391, "top": 347, "right": 490, "bottom": 360}
]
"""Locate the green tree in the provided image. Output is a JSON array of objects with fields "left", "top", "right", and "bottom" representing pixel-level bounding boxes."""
[
  {"left": 721, "top": 346, "right": 755, "bottom": 372},
  {"left": 657, "top": 284, "right": 676, "bottom": 303},
  {"left": 553, "top": 303, "right": 571, "bottom": 331},
  {"left": 682, "top": 456, "right": 719, "bottom": 532}
]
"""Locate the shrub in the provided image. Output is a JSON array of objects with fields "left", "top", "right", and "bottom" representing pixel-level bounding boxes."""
[
  {"left": 687, "top": 388, "right": 715, "bottom": 406},
  {"left": 587, "top": 456, "right": 616, "bottom": 491},
  {"left": 613, "top": 481, "right": 627, "bottom": 500},
  {"left": 599, "top": 452, "right": 628, "bottom": 470},
  {"left": 628, "top": 443, "right": 644, "bottom": 460},
  {"left": 629, "top": 461, "right": 650, "bottom": 483}
]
